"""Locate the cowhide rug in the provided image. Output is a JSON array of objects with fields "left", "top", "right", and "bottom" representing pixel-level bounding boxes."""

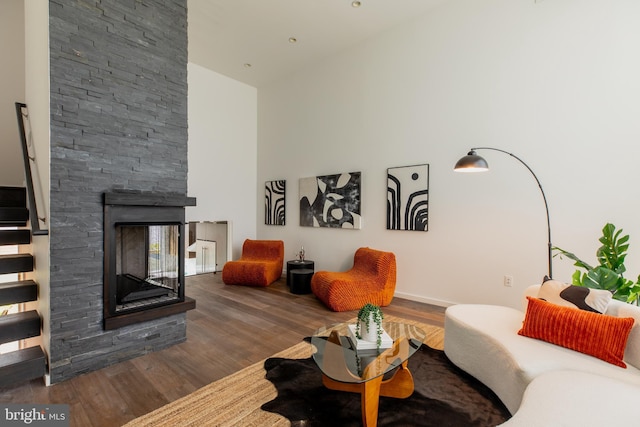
[{"left": 261, "top": 344, "right": 511, "bottom": 426}]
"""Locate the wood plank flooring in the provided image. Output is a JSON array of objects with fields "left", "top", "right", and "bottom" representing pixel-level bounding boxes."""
[{"left": 0, "top": 273, "right": 445, "bottom": 427}]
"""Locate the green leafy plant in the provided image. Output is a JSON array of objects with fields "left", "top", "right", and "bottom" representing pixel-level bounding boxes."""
[
  {"left": 553, "top": 223, "right": 640, "bottom": 305},
  {"left": 355, "top": 303, "right": 384, "bottom": 348}
]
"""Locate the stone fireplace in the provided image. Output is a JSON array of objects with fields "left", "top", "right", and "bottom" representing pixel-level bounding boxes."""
[
  {"left": 48, "top": 0, "right": 189, "bottom": 383},
  {"left": 103, "top": 192, "right": 195, "bottom": 330}
]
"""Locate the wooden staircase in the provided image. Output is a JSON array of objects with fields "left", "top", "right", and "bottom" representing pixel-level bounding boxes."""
[{"left": 0, "top": 186, "right": 46, "bottom": 386}]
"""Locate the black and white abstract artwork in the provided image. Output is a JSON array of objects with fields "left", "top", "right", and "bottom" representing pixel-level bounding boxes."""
[
  {"left": 387, "top": 164, "right": 429, "bottom": 231},
  {"left": 299, "top": 172, "right": 362, "bottom": 229},
  {"left": 265, "top": 180, "right": 286, "bottom": 225}
]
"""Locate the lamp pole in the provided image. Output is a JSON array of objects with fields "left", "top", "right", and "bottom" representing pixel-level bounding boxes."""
[{"left": 455, "top": 147, "right": 553, "bottom": 278}]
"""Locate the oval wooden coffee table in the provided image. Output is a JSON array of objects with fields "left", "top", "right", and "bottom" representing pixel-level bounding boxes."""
[{"left": 311, "top": 321, "right": 426, "bottom": 427}]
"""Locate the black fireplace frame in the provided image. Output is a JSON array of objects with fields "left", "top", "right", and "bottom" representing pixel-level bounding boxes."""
[{"left": 103, "top": 191, "right": 196, "bottom": 330}]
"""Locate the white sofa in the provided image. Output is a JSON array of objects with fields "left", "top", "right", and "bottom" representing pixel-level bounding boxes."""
[{"left": 444, "top": 285, "right": 640, "bottom": 426}]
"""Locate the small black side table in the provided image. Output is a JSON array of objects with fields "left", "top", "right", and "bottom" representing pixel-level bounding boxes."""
[
  {"left": 290, "top": 269, "right": 314, "bottom": 294},
  {"left": 287, "top": 260, "right": 314, "bottom": 289}
]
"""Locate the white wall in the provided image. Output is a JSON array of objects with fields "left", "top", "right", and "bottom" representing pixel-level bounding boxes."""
[
  {"left": 24, "top": 0, "right": 50, "bottom": 224},
  {"left": 24, "top": 0, "right": 51, "bottom": 384},
  {"left": 187, "top": 63, "right": 258, "bottom": 259},
  {"left": 257, "top": 0, "right": 640, "bottom": 309},
  {"left": 0, "top": 0, "right": 26, "bottom": 186}
]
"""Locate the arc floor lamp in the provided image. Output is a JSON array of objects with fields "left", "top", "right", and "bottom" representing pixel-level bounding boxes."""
[{"left": 454, "top": 147, "right": 553, "bottom": 278}]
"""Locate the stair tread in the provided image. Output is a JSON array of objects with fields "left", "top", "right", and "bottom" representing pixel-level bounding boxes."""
[
  {"left": 0, "top": 253, "right": 33, "bottom": 260},
  {"left": 0, "top": 310, "right": 41, "bottom": 344},
  {"left": 0, "top": 346, "right": 45, "bottom": 369},
  {"left": 0, "top": 280, "right": 38, "bottom": 305},
  {"left": 0, "top": 229, "right": 31, "bottom": 245},
  {"left": 0, "top": 346, "right": 46, "bottom": 386},
  {"left": 0, "top": 205, "right": 29, "bottom": 228},
  {"left": 0, "top": 207, "right": 28, "bottom": 216},
  {"left": 0, "top": 187, "right": 26, "bottom": 208},
  {"left": 0, "top": 206, "right": 28, "bottom": 227},
  {"left": 0, "top": 279, "right": 37, "bottom": 290},
  {"left": 0, "top": 310, "right": 40, "bottom": 324},
  {"left": 0, "top": 253, "right": 34, "bottom": 274}
]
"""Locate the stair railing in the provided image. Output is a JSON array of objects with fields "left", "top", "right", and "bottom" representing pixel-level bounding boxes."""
[{"left": 15, "top": 103, "right": 48, "bottom": 236}]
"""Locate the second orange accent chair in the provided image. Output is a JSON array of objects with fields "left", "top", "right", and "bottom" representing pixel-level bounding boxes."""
[
  {"left": 222, "top": 239, "right": 284, "bottom": 287},
  {"left": 311, "top": 247, "right": 397, "bottom": 312}
]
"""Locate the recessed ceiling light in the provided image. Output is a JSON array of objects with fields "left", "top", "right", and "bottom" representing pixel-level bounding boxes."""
[
  {"left": 243, "top": 63, "right": 252, "bottom": 68},
  {"left": 288, "top": 37, "right": 297, "bottom": 44},
  {"left": 352, "top": 1, "right": 362, "bottom": 7}
]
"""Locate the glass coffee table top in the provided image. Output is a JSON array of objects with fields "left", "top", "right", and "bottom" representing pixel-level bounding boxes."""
[{"left": 311, "top": 321, "right": 426, "bottom": 383}]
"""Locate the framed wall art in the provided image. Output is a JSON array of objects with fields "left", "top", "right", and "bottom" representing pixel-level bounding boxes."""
[
  {"left": 299, "top": 171, "right": 362, "bottom": 229},
  {"left": 387, "top": 164, "right": 429, "bottom": 231},
  {"left": 265, "top": 180, "right": 286, "bottom": 225}
]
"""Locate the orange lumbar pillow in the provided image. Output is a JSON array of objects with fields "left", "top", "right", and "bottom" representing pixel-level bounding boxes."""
[{"left": 518, "top": 296, "right": 635, "bottom": 368}]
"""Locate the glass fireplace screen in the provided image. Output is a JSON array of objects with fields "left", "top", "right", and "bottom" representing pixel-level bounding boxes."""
[{"left": 115, "top": 224, "right": 180, "bottom": 305}]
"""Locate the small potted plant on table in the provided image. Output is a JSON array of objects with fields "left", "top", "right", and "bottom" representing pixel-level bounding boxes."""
[{"left": 355, "top": 303, "right": 385, "bottom": 349}]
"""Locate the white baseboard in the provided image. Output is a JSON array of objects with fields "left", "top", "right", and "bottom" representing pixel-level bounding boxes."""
[{"left": 394, "top": 291, "right": 456, "bottom": 308}]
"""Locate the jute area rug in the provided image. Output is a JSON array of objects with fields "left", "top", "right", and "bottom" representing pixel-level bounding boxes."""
[{"left": 124, "top": 316, "right": 444, "bottom": 427}]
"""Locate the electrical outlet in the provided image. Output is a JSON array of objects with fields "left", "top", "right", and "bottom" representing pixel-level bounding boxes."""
[{"left": 504, "top": 275, "right": 513, "bottom": 287}]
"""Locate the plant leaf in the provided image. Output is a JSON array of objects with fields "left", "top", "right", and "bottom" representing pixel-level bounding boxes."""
[
  {"left": 582, "top": 267, "right": 619, "bottom": 292},
  {"left": 571, "top": 270, "right": 583, "bottom": 286},
  {"left": 596, "top": 223, "right": 629, "bottom": 272},
  {"left": 553, "top": 247, "right": 594, "bottom": 271}
]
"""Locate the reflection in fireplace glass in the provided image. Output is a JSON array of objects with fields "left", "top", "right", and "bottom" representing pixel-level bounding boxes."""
[{"left": 116, "top": 224, "right": 180, "bottom": 309}]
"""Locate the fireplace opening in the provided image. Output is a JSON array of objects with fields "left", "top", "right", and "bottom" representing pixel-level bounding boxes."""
[
  {"left": 115, "top": 224, "right": 179, "bottom": 308},
  {"left": 103, "top": 191, "right": 196, "bottom": 330}
]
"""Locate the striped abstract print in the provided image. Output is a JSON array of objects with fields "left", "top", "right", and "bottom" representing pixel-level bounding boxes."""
[
  {"left": 265, "top": 180, "right": 286, "bottom": 225},
  {"left": 387, "top": 164, "right": 429, "bottom": 231}
]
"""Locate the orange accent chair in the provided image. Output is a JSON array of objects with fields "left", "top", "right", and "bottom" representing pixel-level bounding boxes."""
[
  {"left": 311, "top": 247, "right": 397, "bottom": 312},
  {"left": 222, "top": 239, "right": 284, "bottom": 287}
]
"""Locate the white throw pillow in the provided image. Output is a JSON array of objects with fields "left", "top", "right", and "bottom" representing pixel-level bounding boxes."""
[{"left": 537, "top": 277, "right": 612, "bottom": 314}]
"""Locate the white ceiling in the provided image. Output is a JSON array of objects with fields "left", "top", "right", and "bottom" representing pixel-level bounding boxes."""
[{"left": 188, "top": 0, "right": 449, "bottom": 88}]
